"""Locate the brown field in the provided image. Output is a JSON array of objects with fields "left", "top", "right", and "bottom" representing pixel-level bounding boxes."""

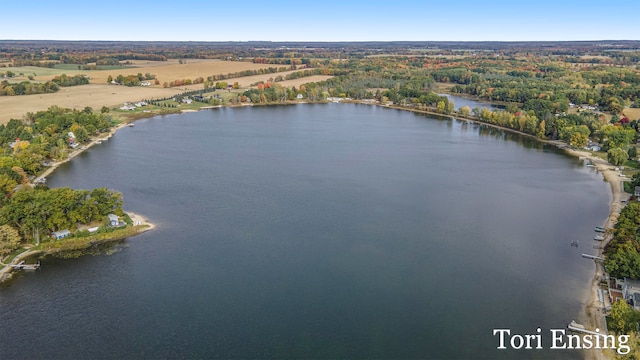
[
  {"left": 624, "top": 108, "right": 640, "bottom": 120},
  {"left": 0, "top": 64, "right": 333, "bottom": 124},
  {"left": 0, "top": 85, "right": 184, "bottom": 122},
  {"left": 87, "top": 60, "right": 279, "bottom": 84}
]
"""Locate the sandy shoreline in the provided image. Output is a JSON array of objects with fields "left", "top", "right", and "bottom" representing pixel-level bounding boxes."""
[
  {"left": 560, "top": 147, "right": 629, "bottom": 360},
  {"left": 380, "top": 104, "right": 625, "bottom": 360}
]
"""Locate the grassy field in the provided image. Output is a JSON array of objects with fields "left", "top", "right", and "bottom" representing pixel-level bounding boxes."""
[{"left": 5, "top": 65, "right": 85, "bottom": 79}]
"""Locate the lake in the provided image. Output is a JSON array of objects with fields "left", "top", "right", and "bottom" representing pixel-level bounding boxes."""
[
  {"left": 0, "top": 103, "right": 609, "bottom": 359},
  {"left": 441, "top": 93, "right": 498, "bottom": 111}
]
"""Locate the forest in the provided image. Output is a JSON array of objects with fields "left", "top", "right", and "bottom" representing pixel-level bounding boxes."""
[{"left": 0, "top": 106, "right": 119, "bottom": 255}]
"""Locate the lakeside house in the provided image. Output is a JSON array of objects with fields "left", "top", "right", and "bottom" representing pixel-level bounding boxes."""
[
  {"left": 120, "top": 103, "right": 136, "bottom": 111},
  {"left": 623, "top": 278, "right": 640, "bottom": 311},
  {"left": 108, "top": 214, "right": 119, "bottom": 227},
  {"left": 52, "top": 229, "right": 71, "bottom": 240}
]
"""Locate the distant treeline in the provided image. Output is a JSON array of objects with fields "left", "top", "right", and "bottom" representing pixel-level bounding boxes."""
[{"left": 0, "top": 74, "right": 88, "bottom": 96}]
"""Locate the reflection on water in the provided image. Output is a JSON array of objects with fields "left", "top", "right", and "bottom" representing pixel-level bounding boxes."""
[{"left": 0, "top": 104, "right": 608, "bottom": 359}]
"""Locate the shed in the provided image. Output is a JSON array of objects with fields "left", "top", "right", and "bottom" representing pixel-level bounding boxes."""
[
  {"left": 635, "top": 186, "right": 640, "bottom": 198},
  {"left": 52, "top": 229, "right": 71, "bottom": 240},
  {"left": 108, "top": 214, "right": 119, "bottom": 226}
]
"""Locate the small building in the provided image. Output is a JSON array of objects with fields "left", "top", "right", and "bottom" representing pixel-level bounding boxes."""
[
  {"left": 108, "top": 214, "right": 119, "bottom": 227},
  {"left": 120, "top": 103, "right": 136, "bottom": 111},
  {"left": 635, "top": 186, "right": 640, "bottom": 198},
  {"left": 52, "top": 229, "right": 71, "bottom": 240},
  {"left": 296, "top": 94, "right": 304, "bottom": 99},
  {"left": 623, "top": 278, "right": 640, "bottom": 310}
]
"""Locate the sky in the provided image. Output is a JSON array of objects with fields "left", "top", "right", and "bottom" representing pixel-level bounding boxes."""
[{"left": 2, "top": 0, "right": 639, "bottom": 42}]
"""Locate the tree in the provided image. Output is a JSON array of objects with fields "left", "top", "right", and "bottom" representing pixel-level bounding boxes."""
[
  {"left": 0, "top": 224, "right": 21, "bottom": 256},
  {"left": 459, "top": 106, "right": 470, "bottom": 118},
  {"left": 609, "top": 300, "right": 640, "bottom": 334},
  {"left": 608, "top": 147, "right": 628, "bottom": 166},
  {"left": 629, "top": 147, "right": 638, "bottom": 160},
  {"left": 569, "top": 132, "right": 588, "bottom": 148}
]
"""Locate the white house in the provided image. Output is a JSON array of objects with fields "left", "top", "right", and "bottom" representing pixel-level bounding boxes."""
[
  {"left": 52, "top": 229, "right": 71, "bottom": 240},
  {"left": 108, "top": 214, "right": 119, "bottom": 227}
]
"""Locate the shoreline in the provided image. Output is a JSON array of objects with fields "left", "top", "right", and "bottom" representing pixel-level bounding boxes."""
[
  {"left": 0, "top": 210, "right": 154, "bottom": 285},
  {"left": 0, "top": 121, "right": 156, "bottom": 286},
  {"left": 562, "top": 147, "right": 628, "bottom": 360},
  {"left": 371, "top": 102, "right": 625, "bottom": 360},
  {"left": 6, "top": 100, "right": 625, "bottom": 358}
]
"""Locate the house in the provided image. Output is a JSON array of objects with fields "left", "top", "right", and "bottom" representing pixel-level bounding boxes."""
[
  {"left": 635, "top": 186, "right": 640, "bottom": 198},
  {"left": 52, "top": 229, "right": 71, "bottom": 240},
  {"left": 623, "top": 278, "right": 640, "bottom": 310},
  {"left": 296, "top": 94, "right": 304, "bottom": 99},
  {"left": 108, "top": 214, "right": 119, "bottom": 227}
]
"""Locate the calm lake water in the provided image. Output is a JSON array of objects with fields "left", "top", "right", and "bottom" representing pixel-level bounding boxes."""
[
  {"left": 441, "top": 93, "right": 497, "bottom": 111},
  {"left": 0, "top": 103, "right": 609, "bottom": 359}
]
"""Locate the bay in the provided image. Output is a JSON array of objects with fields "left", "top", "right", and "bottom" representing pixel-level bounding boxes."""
[{"left": 0, "top": 103, "right": 609, "bottom": 359}]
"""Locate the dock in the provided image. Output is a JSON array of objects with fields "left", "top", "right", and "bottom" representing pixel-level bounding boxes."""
[
  {"left": 582, "top": 254, "right": 605, "bottom": 261},
  {"left": 567, "top": 321, "right": 607, "bottom": 337},
  {"left": 10, "top": 261, "right": 40, "bottom": 270}
]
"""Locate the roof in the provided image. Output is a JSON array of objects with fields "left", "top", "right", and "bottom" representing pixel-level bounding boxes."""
[
  {"left": 108, "top": 214, "right": 119, "bottom": 221},
  {"left": 53, "top": 229, "right": 71, "bottom": 237}
]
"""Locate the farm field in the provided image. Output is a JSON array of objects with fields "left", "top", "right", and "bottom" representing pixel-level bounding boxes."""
[
  {"left": 88, "top": 59, "right": 280, "bottom": 84},
  {"left": 0, "top": 64, "right": 333, "bottom": 123},
  {"left": 5, "top": 59, "right": 286, "bottom": 84}
]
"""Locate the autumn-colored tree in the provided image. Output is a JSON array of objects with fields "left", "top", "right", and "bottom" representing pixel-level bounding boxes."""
[
  {"left": 0, "top": 224, "right": 21, "bottom": 256},
  {"left": 459, "top": 106, "right": 470, "bottom": 117}
]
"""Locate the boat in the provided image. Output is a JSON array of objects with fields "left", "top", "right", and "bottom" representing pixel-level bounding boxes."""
[
  {"left": 594, "top": 226, "right": 606, "bottom": 233},
  {"left": 128, "top": 123, "right": 135, "bottom": 127},
  {"left": 11, "top": 261, "right": 40, "bottom": 270},
  {"left": 571, "top": 240, "right": 579, "bottom": 247},
  {"left": 594, "top": 234, "right": 605, "bottom": 241}
]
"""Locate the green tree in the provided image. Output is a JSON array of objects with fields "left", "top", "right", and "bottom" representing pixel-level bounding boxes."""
[
  {"left": 609, "top": 147, "right": 628, "bottom": 166},
  {"left": 629, "top": 147, "right": 638, "bottom": 160},
  {"left": 609, "top": 300, "right": 640, "bottom": 334},
  {"left": 569, "top": 132, "right": 588, "bottom": 148},
  {"left": 605, "top": 240, "right": 640, "bottom": 278}
]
